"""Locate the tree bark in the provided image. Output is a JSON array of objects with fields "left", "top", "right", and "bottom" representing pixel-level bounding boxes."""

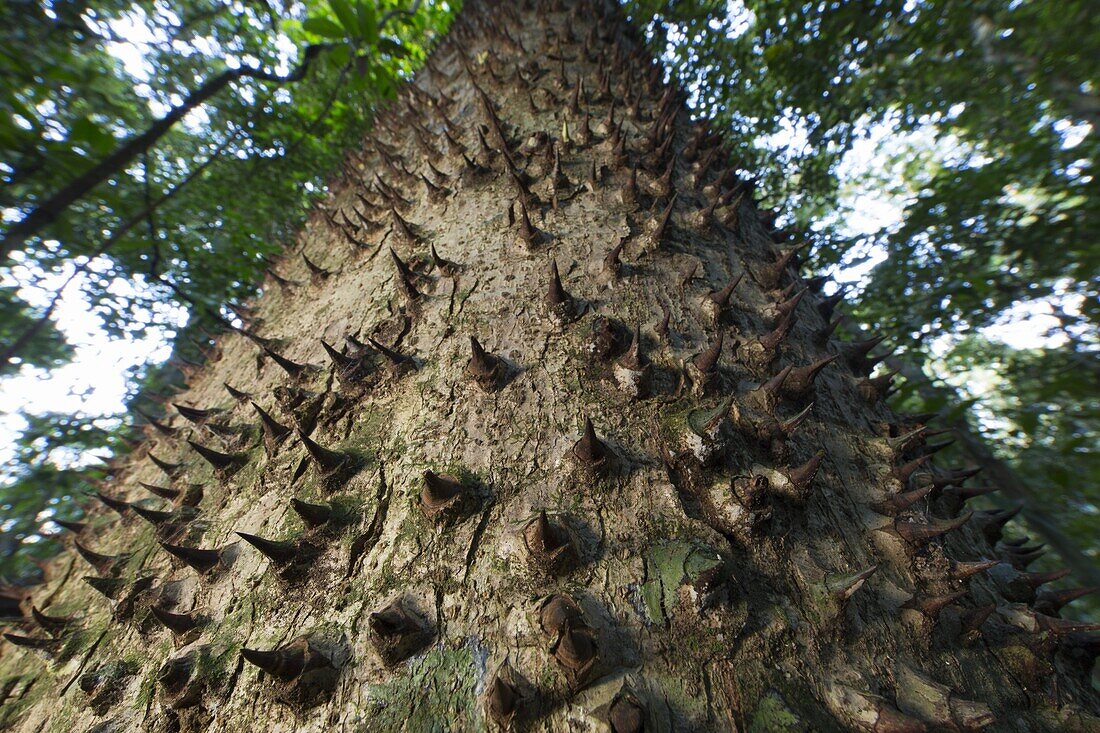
[{"left": 0, "top": 1, "right": 1096, "bottom": 731}]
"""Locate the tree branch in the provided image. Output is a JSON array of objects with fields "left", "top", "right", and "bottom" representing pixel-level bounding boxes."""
[
  {"left": 0, "top": 129, "right": 243, "bottom": 371},
  {"left": 0, "top": 42, "right": 336, "bottom": 261}
]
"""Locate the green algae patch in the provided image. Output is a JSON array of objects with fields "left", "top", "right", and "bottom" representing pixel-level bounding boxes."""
[
  {"left": 748, "top": 692, "right": 804, "bottom": 732},
  {"left": 362, "top": 646, "right": 479, "bottom": 732},
  {"left": 640, "top": 540, "right": 724, "bottom": 625}
]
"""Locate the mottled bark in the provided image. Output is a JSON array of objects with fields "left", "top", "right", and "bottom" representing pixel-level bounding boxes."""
[{"left": 1, "top": 1, "right": 1097, "bottom": 731}]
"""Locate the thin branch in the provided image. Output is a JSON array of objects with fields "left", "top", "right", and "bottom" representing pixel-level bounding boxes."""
[
  {"left": 2, "top": 0, "right": 427, "bottom": 261},
  {"left": 0, "top": 129, "right": 243, "bottom": 371},
  {"left": 379, "top": 0, "right": 424, "bottom": 31},
  {"left": 0, "top": 42, "right": 336, "bottom": 261}
]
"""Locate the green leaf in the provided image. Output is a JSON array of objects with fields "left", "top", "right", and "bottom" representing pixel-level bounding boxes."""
[
  {"left": 303, "top": 16, "right": 347, "bottom": 39},
  {"left": 357, "top": 1, "right": 379, "bottom": 45},
  {"left": 328, "top": 44, "right": 353, "bottom": 69},
  {"left": 330, "top": 0, "right": 359, "bottom": 36}
]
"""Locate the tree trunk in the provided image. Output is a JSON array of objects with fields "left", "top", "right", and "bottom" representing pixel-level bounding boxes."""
[{"left": 1, "top": 1, "right": 1096, "bottom": 731}]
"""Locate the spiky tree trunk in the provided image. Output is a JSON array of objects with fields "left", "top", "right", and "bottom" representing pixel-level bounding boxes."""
[{"left": 2, "top": 1, "right": 1097, "bottom": 731}]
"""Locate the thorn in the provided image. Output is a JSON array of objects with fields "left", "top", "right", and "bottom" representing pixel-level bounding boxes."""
[
  {"left": 290, "top": 498, "right": 332, "bottom": 527},
  {"left": 224, "top": 382, "right": 252, "bottom": 401},
  {"left": 431, "top": 243, "right": 456, "bottom": 274},
  {"left": 621, "top": 166, "right": 638, "bottom": 207},
  {"left": 487, "top": 672, "right": 521, "bottom": 726},
  {"left": 707, "top": 275, "right": 743, "bottom": 310},
  {"left": 785, "top": 450, "right": 825, "bottom": 494},
  {"left": 553, "top": 618, "right": 598, "bottom": 678},
  {"left": 54, "top": 519, "right": 86, "bottom": 534},
  {"left": 159, "top": 541, "right": 223, "bottom": 573},
  {"left": 319, "top": 339, "right": 359, "bottom": 373},
  {"left": 1020, "top": 568, "right": 1071, "bottom": 591},
  {"left": 760, "top": 365, "right": 793, "bottom": 402},
  {"left": 919, "top": 438, "right": 954, "bottom": 456},
  {"left": 944, "top": 486, "right": 1000, "bottom": 507},
  {"left": 603, "top": 240, "right": 624, "bottom": 276},
  {"left": 389, "top": 248, "right": 422, "bottom": 300},
  {"left": 609, "top": 695, "right": 646, "bottom": 733},
  {"left": 539, "top": 594, "right": 583, "bottom": 636},
  {"left": 1035, "top": 586, "right": 1098, "bottom": 615},
  {"left": 816, "top": 314, "right": 845, "bottom": 344},
  {"left": 975, "top": 505, "right": 1023, "bottom": 545},
  {"left": 236, "top": 532, "right": 303, "bottom": 566},
  {"left": 887, "top": 426, "right": 928, "bottom": 452},
  {"left": 187, "top": 439, "right": 245, "bottom": 472},
  {"left": 157, "top": 654, "right": 194, "bottom": 692},
  {"left": 843, "top": 335, "right": 887, "bottom": 373},
  {"left": 573, "top": 417, "right": 608, "bottom": 467},
  {"left": 650, "top": 193, "right": 677, "bottom": 247},
  {"left": 949, "top": 559, "right": 999, "bottom": 581},
  {"left": 367, "top": 337, "right": 412, "bottom": 368},
  {"left": 171, "top": 400, "right": 216, "bottom": 422},
  {"left": 759, "top": 311, "right": 795, "bottom": 354},
  {"left": 31, "top": 606, "right": 73, "bottom": 635},
  {"left": 241, "top": 637, "right": 324, "bottom": 681},
  {"left": 619, "top": 324, "right": 648, "bottom": 371},
  {"left": 817, "top": 291, "right": 844, "bottom": 320},
  {"left": 369, "top": 599, "right": 428, "bottom": 664},
  {"left": 692, "top": 331, "right": 723, "bottom": 374},
  {"left": 901, "top": 591, "right": 967, "bottom": 619},
  {"left": 3, "top": 633, "right": 59, "bottom": 651},
  {"left": 894, "top": 455, "right": 932, "bottom": 483},
  {"left": 524, "top": 511, "right": 573, "bottom": 572},
  {"left": 263, "top": 347, "right": 311, "bottom": 380},
  {"left": 134, "top": 407, "right": 177, "bottom": 437},
  {"left": 515, "top": 198, "right": 540, "bottom": 247},
  {"left": 151, "top": 606, "right": 202, "bottom": 635},
  {"left": 1034, "top": 614, "right": 1100, "bottom": 636},
  {"left": 467, "top": 336, "right": 502, "bottom": 388},
  {"left": 94, "top": 491, "right": 130, "bottom": 516},
  {"left": 131, "top": 504, "right": 176, "bottom": 526},
  {"left": 251, "top": 401, "right": 293, "bottom": 448},
  {"left": 264, "top": 267, "right": 295, "bottom": 289},
  {"left": 421, "top": 470, "right": 464, "bottom": 513},
  {"left": 784, "top": 354, "right": 838, "bottom": 397},
  {"left": 891, "top": 511, "right": 972, "bottom": 546},
  {"left": 775, "top": 288, "right": 806, "bottom": 316},
  {"left": 302, "top": 253, "right": 330, "bottom": 280},
  {"left": 297, "top": 429, "right": 348, "bottom": 475},
  {"left": 689, "top": 397, "right": 734, "bottom": 437},
  {"left": 140, "top": 482, "right": 181, "bottom": 502},
  {"left": 828, "top": 565, "right": 877, "bottom": 603},
  {"left": 923, "top": 466, "right": 982, "bottom": 490},
  {"left": 960, "top": 604, "right": 996, "bottom": 634},
  {"left": 74, "top": 541, "right": 131, "bottom": 574},
  {"left": 389, "top": 207, "right": 416, "bottom": 241},
  {"left": 546, "top": 259, "right": 577, "bottom": 321},
  {"left": 873, "top": 484, "right": 933, "bottom": 515},
  {"left": 83, "top": 575, "right": 126, "bottom": 599},
  {"left": 779, "top": 403, "right": 814, "bottom": 436}
]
